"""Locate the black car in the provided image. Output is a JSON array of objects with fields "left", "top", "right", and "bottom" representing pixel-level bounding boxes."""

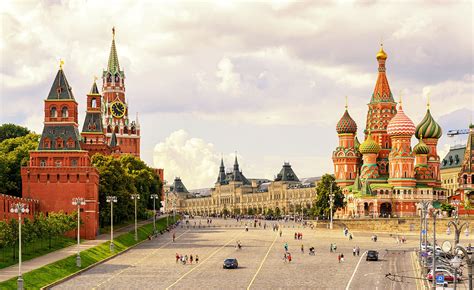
[
  {"left": 223, "top": 258, "right": 238, "bottom": 269},
  {"left": 366, "top": 250, "right": 378, "bottom": 261}
]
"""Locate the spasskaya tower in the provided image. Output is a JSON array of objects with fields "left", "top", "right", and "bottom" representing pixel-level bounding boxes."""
[{"left": 102, "top": 28, "right": 140, "bottom": 157}]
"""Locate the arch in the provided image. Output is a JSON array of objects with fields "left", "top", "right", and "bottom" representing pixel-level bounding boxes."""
[
  {"left": 50, "top": 106, "right": 57, "bottom": 118},
  {"left": 107, "top": 125, "right": 112, "bottom": 133},
  {"left": 380, "top": 203, "right": 392, "bottom": 217},
  {"left": 124, "top": 126, "right": 129, "bottom": 134},
  {"left": 61, "top": 106, "right": 68, "bottom": 118},
  {"left": 107, "top": 73, "right": 112, "bottom": 82},
  {"left": 114, "top": 73, "right": 120, "bottom": 83},
  {"left": 55, "top": 137, "right": 64, "bottom": 149},
  {"left": 91, "top": 98, "right": 97, "bottom": 108},
  {"left": 463, "top": 174, "right": 468, "bottom": 184},
  {"left": 114, "top": 126, "right": 119, "bottom": 134},
  {"left": 43, "top": 137, "right": 51, "bottom": 149}
]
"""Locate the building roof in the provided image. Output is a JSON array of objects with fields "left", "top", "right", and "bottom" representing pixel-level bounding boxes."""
[
  {"left": 47, "top": 69, "right": 76, "bottom": 100},
  {"left": 371, "top": 44, "right": 394, "bottom": 104},
  {"left": 274, "top": 162, "right": 299, "bottom": 182},
  {"left": 359, "top": 133, "right": 381, "bottom": 154},
  {"left": 415, "top": 108, "right": 442, "bottom": 139},
  {"left": 38, "top": 125, "right": 82, "bottom": 150},
  {"left": 89, "top": 81, "right": 100, "bottom": 95},
  {"left": 387, "top": 104, "right": 416, "bottom": 136},
  {"left": 82, "top": 112, "right": 103, "bottom": 133},
  {"left": 103, "top": 28, "right": 125, "bottom": 78},
  {"left": 413, "top": 137, "right": 430, "bottom": 155},
  {"left": 336, "top": 109, "right": 357, "bottom": 134},
  {"left": 441, "top": 145, "right": 465, "bottom": 170}
]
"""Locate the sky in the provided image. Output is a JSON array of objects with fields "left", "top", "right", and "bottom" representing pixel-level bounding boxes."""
[{"left": 1, "top": 0, "right": 472, "bottom": 189}]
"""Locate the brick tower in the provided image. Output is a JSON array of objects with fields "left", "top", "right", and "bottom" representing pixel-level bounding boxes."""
[
  {"left": 21, "top": 64, "right": 99, "bottom": 239},
  {"left": 333, "top": 102, "right": 361, "bottom": 187},
  {"left": 102, "top": 28, "right": 140, "bottom": 157},
  {"left": 365, "top": 44, "right": 398, "bottom": 178}
]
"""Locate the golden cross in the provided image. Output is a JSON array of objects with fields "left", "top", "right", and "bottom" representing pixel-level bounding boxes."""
[{"left": 59, "top": 59, "right": 64, "bottom": 70}]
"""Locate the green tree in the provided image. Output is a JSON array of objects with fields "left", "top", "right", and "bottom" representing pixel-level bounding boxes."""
[
  {"left": 266, "top": 208, "right": 274, "bottom": 217},
  {"left": 441, "top": 203, "right": 455, "bottom": 216},
  {"left": 274, "top": 207, "right": 281, "bottom": 217},
  {"left": 311, "top": 174, "right": 344, "bottom": 218},
  {"left": 0, "top": 123, "right": 30, "bottom": 143},
  {"left": 0, "top": 133, "right": 40, "bottom": 196}
]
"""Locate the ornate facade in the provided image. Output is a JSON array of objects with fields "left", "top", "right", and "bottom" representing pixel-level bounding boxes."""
[
  {"left": 453, "top": 125, "right": 474, "bottom": 214},
  {"left": 333, "top": 45, "right": 447, "bottom": 218},
  {"left": 164, "top": 160, "right": 320, "bottom": 216}
]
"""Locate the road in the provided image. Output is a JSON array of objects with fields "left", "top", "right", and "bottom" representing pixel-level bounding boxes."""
[{"left": 53, "top": 218, "right": 419, "bottom": 290}]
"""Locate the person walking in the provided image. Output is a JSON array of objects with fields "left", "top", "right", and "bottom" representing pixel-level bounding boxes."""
[
  {"left": 294, "top": 232, "right": 297, "bottom": 240},
  {"left": 284, "top": 242, "right": 288, "bottom": 252},
  {"left": 349, "top": 233, "right": 353, "bottom": 240},
  {"left": 340, "top": 253, "right": 344, "bottom": 262},
  {"left": 190, "top": 254, "right": 193, "bottom": 264},
  {"left": 353, "top": 247, "right": 356, "bottom": 256},
  {"left": 287, "top": 252, "right": 292, "bottom": 263},
  {"left": 195, "top": 255, "right": 199, "bottom": 264},
  {"left": 173, "top": 232, "right": 176, "bottom": 242},
  {"left": 356, "top": 246, "right": 360, "bottom": 256},
  {"left": 283, "top": 252, "right": 287, "bottom": 263},
  {"left": 279, "top": 229, "right": 282, "bottom": 237},
  {"left": 301, "top": 244, "right": 304, "bottom": 254},
  {"left": 176, "top": 253, "right": 180, "bottom": 263},
  {"left": 338, "top": 254, "right": 341, "bottom": 263},
  {"left": 330, "top": 243, "right": 333, "bottom": 253}
]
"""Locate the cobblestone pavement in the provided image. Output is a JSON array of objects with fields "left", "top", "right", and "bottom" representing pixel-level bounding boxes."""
[{"left": 53, "top": 218, "right": 424, "bottom": 290}]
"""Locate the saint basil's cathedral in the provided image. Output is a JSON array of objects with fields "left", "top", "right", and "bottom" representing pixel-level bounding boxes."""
[
  {"left": 0, "top": 29, "right": 152, "bottom": 239},
  {"left": 332, "top": 45, "right": 448, "bottom": 218}
]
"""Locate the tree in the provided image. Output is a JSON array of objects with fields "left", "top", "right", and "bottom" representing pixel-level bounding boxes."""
[
  {"left": 0, "top": 123, "right": 30, "bottom": 143},
  {"left": 311, "top": 174, "right": 345, "bottom": 218},
  {"left": 0, "top": 133, "right": 40, "bottom": 196},
  {"left": 91, "top": 154, "right": 163, "bottom": 227},
  {"left": 441, "top": 203, "right": 455, "bottom": 216}
]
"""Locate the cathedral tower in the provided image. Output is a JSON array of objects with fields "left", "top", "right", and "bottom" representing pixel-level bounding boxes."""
[
  {"left": 102, "top": 28, "right": 140, "bottom": 157},
  {"left": 333, "top": 102, "right": 361, "bottom": 186},
  {"left": 365, "top": 45, "right": 397, "bottom": 178}
]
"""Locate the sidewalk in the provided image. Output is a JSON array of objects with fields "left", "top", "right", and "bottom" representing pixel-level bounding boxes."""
[{"left": 0, "top": 219, "right": 154, "bottom": 282}]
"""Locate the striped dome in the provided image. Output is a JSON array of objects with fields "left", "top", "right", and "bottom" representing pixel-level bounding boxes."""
[
  {"left": 359, "top": 133, "right": 381, "bottom": 154},
  {"left": 387, "top": 105, "right": 416, "bottom": 137},
  {"left": 413, "top": 137, "right": 430, "bottom": 154},
  {"left": 415, "top": 109, "right": 442, "bottom": 139},
  {"left": 336, "top": 109, "right": 357, "bottom": 134}
]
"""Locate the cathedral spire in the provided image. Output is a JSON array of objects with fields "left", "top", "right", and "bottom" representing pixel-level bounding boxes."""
[
  {"left": 233, "top": 153, "right": 239, "bottom": 171},
  {"left": 371, "top": 43, "right": 394, "bottom": 104},
  {"left": 107, "top": 27, "right": 121, "bottom": 75}
]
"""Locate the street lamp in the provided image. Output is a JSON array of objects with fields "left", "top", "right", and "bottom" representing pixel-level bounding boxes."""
[
  {"left": 106, "top": 195, "right": 117, "bottom": 252},
  {"left": 329, "top": 181, "right": 335, "bottom": 230},
  {"left": 446, "top": 208, "right": 469, "bottom": 246},
  {"left": 10, "top": 203, "right": 29, "bottom": 290},
  {"left": 131, "top": 194, "right": 140, "bottom": 241},
  {"left": 454, "top": 245, "right": 473, "bottom": 290},
  {"left": 72, "top": 197, "right": 86, "bottom": 267},
  {"left": 150, "top": 194, "right": 159, "bottom": 234},
  {"left": 451, "top": 255, "right": 462, "bottom": 290}
]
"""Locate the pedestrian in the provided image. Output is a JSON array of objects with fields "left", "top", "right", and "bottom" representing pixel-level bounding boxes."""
[
  {"left": 338, "top": 254, "right": 341, "bottom": 263},
  {"left": 341, "top": 253, "right": 344, "bottom": 262},
  {"left": 173, "top": 232, "right": 176, "bottom": 242},
  {"left": 195, "top": 255, "right": 199, "bottom": 264},
  {"left": 356, "top": 246, "right": 360, "bottom": 256},
  {"left": 294, "top": 232, "right": 297, "bottom": 240},
  {"left": 184, "top": 255, "right": 188, "bottom": 264},
  {"left": 287, "top": 252, "right": 292, "bottom": 263},
  {"left": 176, "top": 253, "right": 180, "bottom": 263},
  {"left": 349, "top": 233, "right": 352, "bottom": 240},
  {"left": 284, "top": 242, "right": 288, "bottom": 252},
  {"left": 283, "top": 252, "right": 287, "bottom": 262},
  {"left": 330, "top": 243, "right": 333, "bottom": 253},
  {"left": 353, "top": 247, "right": 356, "bottom": 256},
  {"left": 190, "top": 254, "right": 193, "bottom": 264},
  {"left": 279, "top": 229, "right": 282, "bottom": 237},
  {"left": 301, "top": 244, "right": 304, "bottom": 254}
]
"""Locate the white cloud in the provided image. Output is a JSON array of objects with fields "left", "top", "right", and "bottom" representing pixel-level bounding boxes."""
[{"left": 216, "top": 57, "right": 240, "bottom": 94}]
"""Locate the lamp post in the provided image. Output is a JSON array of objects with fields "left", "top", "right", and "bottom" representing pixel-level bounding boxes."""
[
  {"left": 451, "top": 255, "right": 462, "bottom": 290},
  {"left": 329, "top": 181, "right": 335, "bottom": 230},
  {"left": 417, "top": 200, "right": 432, "bottom": 266},
  {"left": 10, "top": 203, "right": 29, "bottom": 290},
  {"left": 150, "top": 194, "right": 159, "bottom": 233},
  {"left": 454, "top": 245, "right": 473, "bottom": 290},
  {"left": 131, "top": 194, "right": 140, "bottom": 241},
  {"left": 72, "top": 197, "right": 86, "bottom": 267},
  {"left": 447, "top": 205, "right": 469, "bottom": 247},
  {"left": 432, "top": 210, "right": 437, "bottom": 290},
  {"left": 106, "top": 195, "right": 117, "bottom": 252}
]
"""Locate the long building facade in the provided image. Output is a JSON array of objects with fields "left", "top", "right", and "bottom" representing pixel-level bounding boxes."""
[
  {"left": 333, "top": 45, "right": 447, "bottom": 218},
  {"left": 165, "top": 159, "right": 320, "bottom": 216}
]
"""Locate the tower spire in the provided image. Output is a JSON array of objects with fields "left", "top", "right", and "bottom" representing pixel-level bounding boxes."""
[{"left": 107, "top": 27, "right": 121, "bottom": 75}]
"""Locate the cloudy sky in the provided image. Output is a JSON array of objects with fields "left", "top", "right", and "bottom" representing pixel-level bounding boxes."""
[{"left": 1, "top": 0, "right": 472, "bottom": 189}]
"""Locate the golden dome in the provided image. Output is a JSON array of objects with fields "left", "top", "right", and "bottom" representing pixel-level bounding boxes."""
[{"left": 376, "top": 44, "right": 387, "bottom": 60}]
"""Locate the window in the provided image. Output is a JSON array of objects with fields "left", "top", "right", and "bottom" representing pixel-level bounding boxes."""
[
  {"left": 67, "top": 138, "right": 75, "bottom": 148},
  {"left": 61, "top": 106, "right": 68, "bottom": 118},
  {"left": 71, "top": 159, "right": 78, "bottom": 167},
  {"left": 43, "top": 138, "right": 51, "bottom": 149},
  {"left": 55, "top": 161, "right": 62, "bottom": 167},
  {"left": 91, "top": 98, "right": 97, "bottom": 108},
  {"left": 40, "top": 159, "right": 46, "bottom": 167},
  {"left": 56, "top": 138, "right": 63, "bottom": 149},
  {"left": 50, "top": 107, "right": 57, "bottom": 118}
]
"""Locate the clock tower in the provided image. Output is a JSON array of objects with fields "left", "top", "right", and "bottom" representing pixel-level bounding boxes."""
[{"left": 102, "top": 27, "right": 140, "bottom": 157}]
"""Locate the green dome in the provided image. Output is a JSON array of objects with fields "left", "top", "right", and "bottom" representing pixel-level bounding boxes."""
[
  {"left": 359, "top": 134, "right": 381, "bottom": 154},
  {"left": 354, "top": 136, "right": 361, "bottom": 150},
  {"left": 413, "top": 138, "right": 430, "bottom": 154},
  {"left": 415, "top": 109, "right": 442, "bottom": 139}
]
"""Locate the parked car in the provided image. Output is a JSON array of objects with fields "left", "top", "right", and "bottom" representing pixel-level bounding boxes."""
[
  {"left": 366, "top": 250, "right": 379, "bottom": 261},
  {"left": 427, "top": 269, "right": 461, "bottom": 282},
  {"left": 223, "top": 258, "right": 238, "bottom": 269}
]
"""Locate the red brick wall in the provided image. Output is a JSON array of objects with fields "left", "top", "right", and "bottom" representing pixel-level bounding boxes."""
[{"left": 0, "top": 194, "right": 39, "bottom": 221}]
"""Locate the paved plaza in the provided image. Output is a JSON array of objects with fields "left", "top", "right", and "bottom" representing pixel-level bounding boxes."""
[{"left": 51, "top": 218, "right": 429, "bottom": 290}]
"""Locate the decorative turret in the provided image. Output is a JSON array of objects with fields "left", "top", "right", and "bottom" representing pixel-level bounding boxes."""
[
  {"left": 415, "top": 108, "right": 442, "bottom": 139},
  {"left": 359, "top": 133, "right": 381, "bottom": 154},
  {"left": 359, "top": 133, "right": 381, "bottom": 180},
  {"left": 354, "top": 136, "right": 360, "bottom": 150},
  {"left": 217, "top": 157, "right": 226, "bottom": 184},
  {"left": 414, "top": 135, "right": 431, "bottom": 181},
  {"left": 414, "top": 137, "right": 430, "bottom": 155},
  {"left": 274, "top": 162, "right": 299, "bottom": 182},
  {"left": 387, "top": 100, "right": 416, "bottom": 186},
  {"left": 336, "top": 108, "right": 357, "bottom": 134}
]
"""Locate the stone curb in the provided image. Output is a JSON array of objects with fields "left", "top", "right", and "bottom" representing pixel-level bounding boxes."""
[{"left": 41, "top": 220, "right": 164, "bottom": 290}]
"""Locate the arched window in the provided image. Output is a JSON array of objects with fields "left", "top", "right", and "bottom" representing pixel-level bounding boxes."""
[
  {"left": 463, "top": 175, "right": 468, "bottom": 184},
  {"left": 91, "top": 98, "right": 97, "bottom": 108},
  {"left": 50, "top": 107, "right": 57, "bottom": 118},
  {"left": 114, "top": 126, "right": 119, "bottom": 133},
  {"left": 124, "top": 126, "right": 129, "bottom": 134},
  {"left": 107, "top": 125, "right": 112, "bottom": 133},
  {"left": 56, "top": 137, "right": 63, "bottom": 149},
  {"left": 115, "top": 74, "right": 120, "bottom": 83},
  {"left": 107, "top": 73, "right": 112, "bottom": 82},
  {"left": 43, "top": 138, "right": 51, "bottom": 149},
  {"left": 61, "top": 106, "right": 68, "bottom": 118}
]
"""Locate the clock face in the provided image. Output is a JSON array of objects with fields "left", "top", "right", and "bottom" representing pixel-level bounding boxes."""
[{"left": 111, "top": 101, "right": 126, "bottom": 118}]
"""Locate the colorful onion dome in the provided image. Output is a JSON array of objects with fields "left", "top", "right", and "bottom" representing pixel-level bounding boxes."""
[
  {"left": 415, "top": 109, "right": 442, "bottom": 139},
  {"left": 376, "top": 44, "right": 387, "bottom": 60},
  {"left": 354, "top": 136, "right": 360, "bottom": 150},
  {"left": 413, "top": 136, "right": 430, "bottom": 155},
  {"left": 336, "top": 109, "right": 357, "bottom": 134},
  {"left": 387, "top": 104, "right": 416, "bottom": 136},
  {"left": 359, "top": 133, "right": 381, "bottom": 154}
]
